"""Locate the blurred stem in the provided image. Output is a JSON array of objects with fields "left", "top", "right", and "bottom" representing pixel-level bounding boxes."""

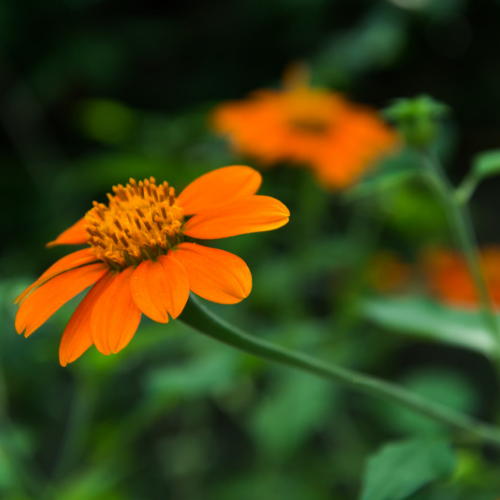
[
  {"left": 346, "top": 197, "right": 380, "bottom": 253},
  {"left": 48, "top": 376, "right": 96, "bottom": 483},
  {"left": 180, "top": 296, "right": 500, "bottom": 446},
  {"left": 296, "top": 169, "right": 330, "bottom": 246},
  {"left": 333, "top": 198, "right": 381, "bottom": 336},
  {"left": 0, "top": 359, "right": 9, "bottom": 420},
  {"left": 455, "top": 173, "right": 478, "bottom": 206},
  {"left": 418, "top": 150, "right": 500, "bottom": 347}
]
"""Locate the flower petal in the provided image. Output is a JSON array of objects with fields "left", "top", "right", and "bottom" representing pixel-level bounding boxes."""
[
  {"left": 130, "top": 256, "right": 190, "bottom": 322},
  {"left": 182, "top": 195, "right": 290, "bottom": 239},
  {"left": 15, "top": 263, "right": 108, "bottom": 337},
  {"left": 130, "top": 260, "right": 170, "bottom": 323},
  {"left": 14, "top": 248, "right": 98, "bottom": 305},
  {"left": 59, "top": 271, "right": 114, "bottom": 366},
  {"left": 47, "top": 218, "right": 88, "bottom": 247},
  {"left": 177, "top": 166, "right": 262, "bottom": 215},
  {"left": 90, "top": 267, "right": 142, "bottom": 355},
  {"left": 157, "top": 253, "right": 190, "bottom": 318},
  {"left": 173, "top": 242, "right": 252, "bottom": 304}
]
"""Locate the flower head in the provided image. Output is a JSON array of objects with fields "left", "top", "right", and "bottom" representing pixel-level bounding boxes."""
[
  {"left": 421, "top": 247, "right": 500, "bottom": 309},
  {"left": 211, "top": 65, "right": 399, "bottom": 189},
  {"left": 15, "top": 166, "right": 290, "bottom": 365}
]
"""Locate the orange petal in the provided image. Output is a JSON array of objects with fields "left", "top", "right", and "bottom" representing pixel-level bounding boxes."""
[
  {"left": 90, "top": 267, "right": 142, "bottom": 355},
  {"left": 173, "top": 242, "right": 252, "bottom": 304},
  {"left": 182, "top": 195, "right": 290, "bottom": 239},
  {"left": 130, "top": 256, "right": 190, "bottom": 322},
  {"left": 14, "top": 248, "right": 98, "bottom": 305},
  {"left": 47, "top": 218, "right": 88, "bottom": 247},
  {"left": 177, "top": 166, "right": 262, "bottom": 215},
  {"left": 59, "top": 271, "right": 114, "bottom": 366},
  {"left": 130, "top": 260, "right": 170, "bottom": 323},
  {"left": 157, "top": 253, "right": 190, "bottom": 318},
  {"left": 15, "top": 263, "right": 108, "bottom": 337}
]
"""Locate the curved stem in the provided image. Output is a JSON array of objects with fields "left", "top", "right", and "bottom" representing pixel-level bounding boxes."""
[
  {"left": 179, "top": 296, "right": 500, "bottom": 446},
  {"left": 455, "top": 173, "right": 478, "bottom": 206},
  {"left": 418, "top": 151, "right": 500, "bottom": 346},
  {"left": 49, "top": 376, "right": 96, "bottom": 482}
]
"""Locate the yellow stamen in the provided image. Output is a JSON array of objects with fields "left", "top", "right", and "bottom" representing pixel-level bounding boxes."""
[
  {"left": 288, "top": 117, "right": 330, "bottom": 134},
  {"left": 85, "top": 177, "right": 184, "bottom": 268}
]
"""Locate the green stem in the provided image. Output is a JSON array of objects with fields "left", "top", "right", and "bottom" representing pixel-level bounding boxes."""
[
  {"left": 49, "top": 376, "right": 96, "bottom": 482},
  {"left": 455, "top": 173, "right": 478, "bottom": 206},
  {"left": 418, "top": 151, "right": 500, "bottom": 346},
  {"left": 179, "top": 296, "right": 500, "bottom": 446}
]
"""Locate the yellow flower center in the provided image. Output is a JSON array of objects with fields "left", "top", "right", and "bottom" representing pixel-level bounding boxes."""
[
  {"left": 288, "top": 117, "right": 330, "bottom": 134},
  {"left": 85, "top": 177, "right": 184, "bottom": 269}
]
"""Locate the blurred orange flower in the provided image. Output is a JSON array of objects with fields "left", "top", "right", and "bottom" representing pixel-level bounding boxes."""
[
  {"left": 421, "top": 247, "right": 500, "bottom": 309},
  {"left": 15, "top": 166, "right": 290, "bottom": 365},
  {"left": 211, "top": 65, "right": 399, "bottom": 189}
]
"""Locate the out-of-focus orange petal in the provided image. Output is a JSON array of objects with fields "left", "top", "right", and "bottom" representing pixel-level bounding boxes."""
[
  {"left": 173, "top": 242, "right": 252, "bottom": 304},
  {"left": 14, "top": 248, "right": 98, "bottom": 305},
  {"left": 131, "top": 260, "right": 170, "bottom": 323},
  {"left": 15, "top": 263, "right": 108, "bottom": 337},
  {"left": 177, "top": 166, "right": 262, "bottom": 215},
  {"left": 90, "top": 267, "right": 142, "bottom": 355},
  {"left": 157, "top": 253, "right": 190, "bottom": 318},
  {"left": 59, "top": 271, "right": 114, "bottom": 366},
  {"left": 47, "top": 218, "right": 88, "bottom": 247},
  {"left": 182, "top": 195, "right": 290, "bottom": 239}
]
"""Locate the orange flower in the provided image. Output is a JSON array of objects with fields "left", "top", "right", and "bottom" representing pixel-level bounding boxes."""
[
  {"left": 211, "top": 65, "right": 399, "bottom": 189},
  {"left": 421, "top": 247, "right": 500, "bottom": 309},
  {"left": 15, "top": 166, "right": 290, "bottom": 365}
]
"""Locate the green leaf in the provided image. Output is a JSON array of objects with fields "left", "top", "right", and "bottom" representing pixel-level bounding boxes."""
[
  {"left": 54, "top": 465, "right": 128, "bottom": 500},
  {"left": 376, "top": 368, "right": 478, "bottom": 435},
  {"left": 362, "top": 297, "right": 498, "bottom": 358},
  {"left": 145, "top": 348, "right": 238, "bottom": 401},
  {"left": 361, "top": 439, "right": 456, "bottom": 500},
  {"left": 76, "top": 99, "right": 136, "bottom": 145},
  {"left": 249, "top": 371, "right": 335, "bottom": 459},
  {"left": 471, "top": 149, "right": 500, "bottom": 181}
]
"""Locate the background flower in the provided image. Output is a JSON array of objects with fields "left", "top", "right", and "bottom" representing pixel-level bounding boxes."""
[
  {"left": 421, "top": 247, "right": 500, "bottom": 309},
  {"left": 211, "top": 65, "right": 399, "bottom": 189}
]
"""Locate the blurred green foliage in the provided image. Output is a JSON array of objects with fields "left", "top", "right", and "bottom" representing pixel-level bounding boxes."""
[
  {"left": 2, "top": 0, "right": 500, "bottom": 499},
  {"left": 361, "top": 439, "right": 456, "bottom": 500}
]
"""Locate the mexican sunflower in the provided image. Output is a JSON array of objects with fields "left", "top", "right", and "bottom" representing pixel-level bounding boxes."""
[
  {"left": 14, "top": 166, "right": 290, "bottom": 366},
  {"left": 421, "top": 247, "right": 500, "bottom": 309},
  {"left": 211, "top": 65, "right": 399, "bottom": 189}
]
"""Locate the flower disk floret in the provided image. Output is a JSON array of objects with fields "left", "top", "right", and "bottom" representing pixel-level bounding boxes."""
[{"left": 85, "top": 178, "right": 184, "bottom": 269}]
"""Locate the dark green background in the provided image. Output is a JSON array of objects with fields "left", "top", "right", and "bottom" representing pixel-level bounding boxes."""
[{"left": 1, "top": 1, "right": 500, "bottom": 499}]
